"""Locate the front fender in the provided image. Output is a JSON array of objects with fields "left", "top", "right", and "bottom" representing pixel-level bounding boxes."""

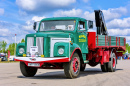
[
  {"left": 54, "top": 42, "right": 69, "bottom": 57},
  {"left": 70, "top": 43, "right": 81, "bottom": 56},
  {"left": 16, "top": 43, "right": 25, "bottom": 56},
  {"left": 54, "top": 42, "right": 81, "bottom": 57}
]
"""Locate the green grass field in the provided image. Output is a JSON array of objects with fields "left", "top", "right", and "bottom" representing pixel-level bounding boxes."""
[{"left": 0, "top": 61, "right": 19, "bottom": 63}]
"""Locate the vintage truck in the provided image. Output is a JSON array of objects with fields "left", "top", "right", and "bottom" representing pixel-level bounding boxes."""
[{"left": 15, "top": 10, "right": 126, "bottom": 78}]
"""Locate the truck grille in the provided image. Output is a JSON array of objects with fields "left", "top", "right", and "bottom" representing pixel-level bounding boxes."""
[
  {"left": 36, "top": 37, "right": 43, "bottom": 55},
  {"left": 27, "top": 37, "right": 34, "bottom": 53},
  {"left": 27, "top": 37, "right": 43, "bottom": 55}
]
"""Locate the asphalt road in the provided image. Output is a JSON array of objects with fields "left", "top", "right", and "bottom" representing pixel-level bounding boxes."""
[{"left": 0, "top": 60, "right": 130, "bottom": 86}]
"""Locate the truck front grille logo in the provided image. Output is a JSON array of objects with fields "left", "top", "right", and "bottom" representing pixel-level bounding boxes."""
[{"left": 30, "top": 58, "right": 36, "bottom": 61}]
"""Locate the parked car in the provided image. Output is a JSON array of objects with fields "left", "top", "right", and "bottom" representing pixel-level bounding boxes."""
[
  {"left": 0, "top": 53, "right": 6, "bottom": 61},
  {"left": 9, "top": 56, "right": 15, "bottom": 61}
]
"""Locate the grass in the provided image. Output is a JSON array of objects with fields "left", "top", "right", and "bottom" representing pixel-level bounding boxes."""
[{"left": 0, "top": 61, "right": 19, "bottom": 63}]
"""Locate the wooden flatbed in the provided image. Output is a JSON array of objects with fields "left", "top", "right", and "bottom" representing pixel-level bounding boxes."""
[{"left": 88, "top": 32, "right": 126, "bottom": 51}]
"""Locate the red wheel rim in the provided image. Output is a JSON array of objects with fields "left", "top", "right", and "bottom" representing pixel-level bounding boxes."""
[
  {"left": 73, "top": 57, "right": 79, "bottom": 73},
  {"left": 113, "top": 58, "right": 115, "bottom": 67}
]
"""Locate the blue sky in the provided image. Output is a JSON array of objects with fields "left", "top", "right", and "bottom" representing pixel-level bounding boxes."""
[{"left": 0, "top": 0, "right": 130, "bottom": 45}]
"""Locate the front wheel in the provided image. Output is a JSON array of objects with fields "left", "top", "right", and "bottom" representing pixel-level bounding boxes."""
[
  {"left": 20, "top": 62, "right": 38, "bottom": 77},
  {"left": 63, "top": 53, "right": 80, "bottom": 79},
  {"left": 80, "top": 63, "right": 86, "bottom": 71}
]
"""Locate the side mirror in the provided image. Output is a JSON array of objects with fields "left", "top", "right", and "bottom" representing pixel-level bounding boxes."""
[
  {"left": 88, "top": 21, "right": 93, "bottom": 29},
  {"left": 33, "top": 22, "right": 37, "bottom": 31}
]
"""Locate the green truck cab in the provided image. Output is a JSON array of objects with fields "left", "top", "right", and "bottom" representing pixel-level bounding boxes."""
[{"left": 15, "top": 10, "right": 126, "bottom": 79}]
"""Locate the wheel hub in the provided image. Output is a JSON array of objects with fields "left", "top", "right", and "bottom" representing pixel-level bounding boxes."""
[
  {"left": 113, "top": 58, "right": 115, "bottom": 68},
  {"left": 73, "top": 57, "right": 79, "bottom": 73}
]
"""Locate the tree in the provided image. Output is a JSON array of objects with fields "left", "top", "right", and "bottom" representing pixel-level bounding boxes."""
[
  {"left": 128, "top": 46, "right": 130, "bottom": 53},
  {"left": 0, "top": 41, "right": 2, "bottom": 52},
  {"left": 21, "top": 39, "right": 25, "bottom": 43},
  {"left": 126, "top": 43, "right": 129, "bottom": 52},
  {"left": 7, "top": 43, "right": 17, "bottom": 55},
  {"left": 0, "top": 41, "right": 7, "bottom": 53}
]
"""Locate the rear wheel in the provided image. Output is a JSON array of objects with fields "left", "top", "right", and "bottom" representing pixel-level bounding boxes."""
[
  {"left": 20, "top": 62, "right": 38, "bottom": 77},
  {"left": 108, "top": 52, "right": 116, "bottom": 72},
  {"left": 63, "top": 53, "right": 80, "bottom": 79},
  {"left": 101, "top": 63, "right": 108, "bottom": 72}
]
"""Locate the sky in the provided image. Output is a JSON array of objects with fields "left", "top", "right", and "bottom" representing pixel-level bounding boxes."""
[{"left": 0, "top": 0, "right": 130, "bottom": 46}]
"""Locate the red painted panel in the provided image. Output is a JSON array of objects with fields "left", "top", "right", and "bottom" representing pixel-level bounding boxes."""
[
  {"left": 87, "top": 32, "right": 96, "bottom": 49},
  {"left": 117, "top": 52, "right": 123, "bottom": 56},
  {"left": 86, "top": 52, "right": 93, "bottom": 60},
  {"left": 103, "top": 51, "right": 109, "bottom": 63}
]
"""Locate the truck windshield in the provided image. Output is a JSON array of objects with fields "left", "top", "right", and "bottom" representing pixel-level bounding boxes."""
[{"left": 40, "top": 20, "right": 75, "bottom": 31}]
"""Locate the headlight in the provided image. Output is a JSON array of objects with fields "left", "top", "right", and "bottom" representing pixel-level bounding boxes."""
[
  {"left": 58, "top": 48, "right": 64, "bottom": 55},
  {"left": 26, "top": 52, "right": 31, "bottom": 57},
  {"left": 35, "top": 52, "right": 39, "bottom": 57},
  {"left": 19, "top": 48, "right": 24, "bottom": 54}
]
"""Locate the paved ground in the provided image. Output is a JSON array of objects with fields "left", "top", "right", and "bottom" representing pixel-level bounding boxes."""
[{"left": 0, "top": 60, "right": 130, "bottom": 86}]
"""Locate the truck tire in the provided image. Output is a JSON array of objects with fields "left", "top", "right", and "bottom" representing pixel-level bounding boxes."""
[
  {"left": 63, "top": 53, "right": 80, "bottom": 79},
  {"left": 80, "top": 63, "right": 86, "bottom": 71},
  {"left": 20, "top": 62, "right": 38, "bottom": 77},
  {"left": 101, "top": 63, "right": 108, "bottom": 72},
  {"left": 108, "top": 52, "right": 116, "bottom": 72}
]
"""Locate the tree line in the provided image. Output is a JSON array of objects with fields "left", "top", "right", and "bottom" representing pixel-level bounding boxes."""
[
  {"left": 0, "top": 39, "right": 25, "bottom": 55},
  {"left": 125, "top": 43, "right": 130, "bottom": 53}
]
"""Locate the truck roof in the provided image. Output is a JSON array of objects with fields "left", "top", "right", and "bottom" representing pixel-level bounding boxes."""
[{"left": 41, "top": 17, "right": 86, "bottom": 21}]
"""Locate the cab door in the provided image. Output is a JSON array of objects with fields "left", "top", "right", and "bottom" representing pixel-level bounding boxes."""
[{"left": 77, "top": 20, "right": 88, "bottom": 53}]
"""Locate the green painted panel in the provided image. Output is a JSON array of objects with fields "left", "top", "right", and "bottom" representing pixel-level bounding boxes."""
[
  {"left": 96, "top": 35, "right": 108, "bottom": 46},
  {"left": 54, "top": 42, "right": 69, "bottom": 57},
  {"left": 16, "top": 43, "right": 25, "bottom": 56},
  {"left": 108, "top": 36, "right": 125, "bottom": 46}
]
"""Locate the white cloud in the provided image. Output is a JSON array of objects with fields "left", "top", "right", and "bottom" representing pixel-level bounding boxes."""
[
  {"left": 84, "top": 11, "right": 95, "bottom": 21},
  {"left": 0, "top": 15, "right": 46, "bottom": 45},
  {"left": 0, "top": 29, "right": 9, "bottom": 36},
  {"left": 83, "top": 7, "right": 127, "bottom": 21},
  {"left": 102, "top": 7, "right": 127, "bottom": 21},
  {"left": 0, "top": 20, "right": 32, "bottom": 44},
  {"left": 16, "top": 0, "right": 36, "bottom": 11},
  {"left": 19, "top": 10, "right": 27, "bottom": 16},
  {"left": 107, "top": 17, "right": 130, "bottom": 28},
  {"left": 108, "top": 28, "right": 130, "bottom": 36},
  {"left": 32, "top": 16, "right": 46, "bottom": 21},
  {"left": 54, "top": 9, "right": 82, "bottom": 17},
  {"left": 0, "top": 8, "right": 4, "bottom": 15},
  {"left": 16, "top": 0, "right": 76, "bottom": 12},
  {"left": 122, "top": 36, "right": 130, "bottom": 44},
  {"left": 23, "top": 16, "right": 46, "bottom": 31},
  {"left": 0, "top": 37, "right": 10, "bottom": 44}
]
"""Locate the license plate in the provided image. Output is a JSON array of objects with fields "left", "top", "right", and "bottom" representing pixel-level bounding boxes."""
[{"left": 28, "top": 63, "right": 40, "bottom": 67}]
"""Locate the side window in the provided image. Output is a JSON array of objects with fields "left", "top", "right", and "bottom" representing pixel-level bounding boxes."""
[
  {"left": 40, "top": 23, "right": 44, "bottom": 31},
  {"left": 78, "top": 21, "right": 85, "bottom": 30}
]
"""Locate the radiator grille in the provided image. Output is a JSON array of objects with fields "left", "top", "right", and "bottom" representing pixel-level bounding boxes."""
[
  {"left": 36, "top": 37, "right": 43, "bottom": 55},
  {"left": 27, "top": 37, "right": 34, "bottom": 53}
]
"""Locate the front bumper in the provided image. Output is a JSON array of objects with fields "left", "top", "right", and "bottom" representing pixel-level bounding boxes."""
[{"left": 14, "top": 57, "right": 69, "bottom": 63}]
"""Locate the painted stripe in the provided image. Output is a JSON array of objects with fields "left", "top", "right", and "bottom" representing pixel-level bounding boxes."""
[
  {"left": 14, "top": 57, "right": 69, "bottom": 63},
  {"left": 70, "top": 48, "right": 82, "bottom": 59}
]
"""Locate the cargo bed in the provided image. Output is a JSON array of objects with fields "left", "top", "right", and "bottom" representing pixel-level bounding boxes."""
[{"left": 88, "top": 32, "right": 126, "bottom": 51}]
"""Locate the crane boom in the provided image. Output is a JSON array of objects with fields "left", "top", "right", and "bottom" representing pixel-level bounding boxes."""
[{"left": 94, "top": 10, "right": 108, "bottom": 35}]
